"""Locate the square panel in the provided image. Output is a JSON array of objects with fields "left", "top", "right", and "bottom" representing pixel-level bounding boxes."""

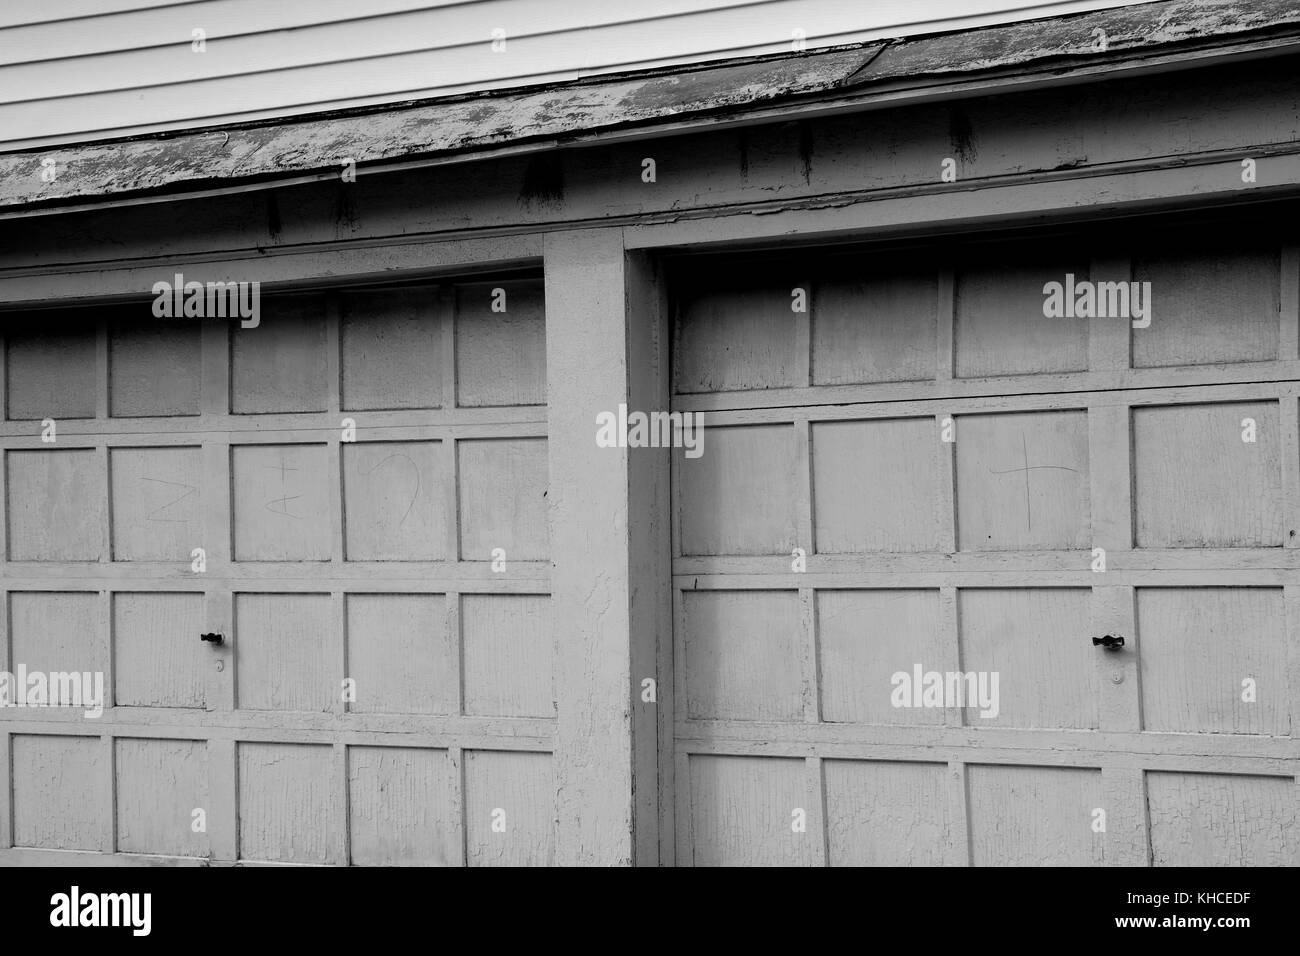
[
  {"left": 11, "top": 735, "right": 104, "bottom": 850},
  {"left": 455, "top": 280, "right": 546, "bottom": 407},
  {"left": 341, "top": 285, "right": 444, "bottom": 411},
  {"left": 818, "top": 590, "right": 944, "bottom": 725},
  {"left": 235, "top": 593, "right": 333, "bottom": 712},
  {"left": 675, "top": 281, "right": 799, "bottom": 393},
  {"left": 10, "top": 591, "right": 99, "bottom": 679},
  {"left": 462, "top": 594, "right": 555, "bottom": 718},
  {"left": 342, "top": 441, "right": 445, "bottom": 560},
  {"left": 682, "top": 590, "right": 802, "bottom": 721},
  {"left": 824, "top": 760, "right": 949, "bottom": 866},
  {"left": 678, "top": 424, "right": 796, "bottom": 556},
  {"left": 1132, "top": 246, "right": 1279, "bottom": 368},
  {"left": 1133, "top": 401, "right": 1282, "bottom": 548},
  {"left": 7, "top": 449, "right": 105, "bottom": 560},
  {"left": 230, "top": 293, "right": 328, "bottom": 413},
  {"left": 1138, "top": 587, "right": 1288, "bottom": 735},
  {"left": 110, "top": 446, "right": 202, "bottom": 560},
  {"left": 688, "top": 755, "right": 815, "bottom": 866},
  {"left": 6, "top": 311, "right": 97, "bottom": 419},
  {"left": 348, "top": 746, "right": 456, "bottom": 866},
  {"left": 238, "top": 742, "right": 334, "bottom": 863},
  {"left": 115, "top": 738, "right": 208, "bottom": 857},
  {"left": 1147, "top": 772, "right": 1296, "bottom": 866},
  {"left": 958, "top": 588, "right": 1097, "bottom": 729},
  {"left": 955, "top": 410, "right": 1090, "bottom": 551},
  {"left": 457, "top": 438, "right": 549, "bottom": 560},
  {"left": 114, "top": 592, "right": 206, "bottom": 709},
  {"left": 966, "top": 765, "right": 1103, "bottom": 866},
  {"left": 812, "top": 418, "right": 940, "bottom": 553},
  {"left": 812, "top": 271, "right": 937, "bottom": 385},
  {"left": 955, "top": 258, "right": 1089, "bottom": 377},
  {"left": 231, "top": 444, "right": 331, "bottom": 560},
  {"left": 345, "top": 594, "right": 454, "bottom": 715},
  {"left": 464, "top": 750, "right": 555, "bottom": 866},
  {"left": 109, "top": 317, "right": 201, "bottom": 417}
]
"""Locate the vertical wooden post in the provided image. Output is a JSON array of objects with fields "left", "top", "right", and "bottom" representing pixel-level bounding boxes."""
[{"left": 545, "top": 229, "right": 668, "bottom": 865}]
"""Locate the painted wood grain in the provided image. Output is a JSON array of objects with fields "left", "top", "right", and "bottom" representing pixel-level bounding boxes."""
[
  {"left": 955, "top": 410, "right": 1090, "bottom": 551},
  {"left": 10, "top": 590, "right": 98, "bottom": 676},
  {"left": 682, "top": 589, "right": 802, "bottom": 721},
  {"left": 461, "top": 594, "right": 555, "bottom": 718},
  {"left": 347, "top": 746, "right": 457, "bottom": 866},
  {"left": 340, "top": 285, "right": 444, "bottom": 411},
  {"left": 1138, "top": 587, "right": 1289, "bottom": 735},
  {"left": 114, "top": 737, "right": 208, "bottom": 857},
  {"left": 823, "top": 759, "right": 949, "bottom": 865},
  {"left": 812, "top": 270, "right": 938, "bottom": 385},
  {"left": 235, "top": 593, "right": 333, "bottom": 713},
  {"left": 1132, "top": 245, "right": 1280, "bottom": 368},
  {"left": 676, "top": 281, "right": 799, "bottom": 393},
  {"left": 1147, "top": 771, "right": 1296, "bottom": 866},
  {"left": 345, "top": 593, "right": 454, "bottom": 715},
  {"left": 817, "top": 589, "right": 944, "bottom": 725},
  {"left": 1133, "top": 401, "right": 1283, "bottom": 548},
  {"left": 966, "top": 764, "right": 1104, "bottom": 866},
  {"left": 237, "top": 741, "right": 335, "bottom": 864},
  {"left": 11, "top": 734, "right": 103, "bottom": 850},
  {"left": 109, "top": 446, "right": 201, "bottom": 561},
  {"left": 954, "top": 257, "right": 1089, "bottom": 378},
  {"left": 811, "top": 418, "right": 940, "bottom": 553},
  {"left": 678, "top": 423, "right": 796, "bottom": 556},
  {"left": 456, "top": 437, "right": 549, "bottom": 561},
  {"left": 230, "top": 294, "right": 328, "bottom": 414},
  {"left": 341, "top": 440, "right": 445, "bottom": 561},
  {"left": 957, "top": 588, "right": 1097, "bottom": 729},
  {"left": 113, "top": 592, "right": 206, "bottom": 709},
  {"left": 464, "top": 749, "right": 555, "bottom": 867},
  {"left": 455, "top": 280, "right": 546, "bottom": 407},
  {"left": 7, "top": 449, "right": 105, "bottom": 561},
  {"left": 109, "top": 317, "right": 200, "bottom": 418},
  {"left": 5, "top": 313, "right": 97, "bottom": 420},
  {"left": 686, "top": 754, "right": 814, "bottom": 866},
  {"left": 231, "top": 443, "right": 331, "bottom": 561}
]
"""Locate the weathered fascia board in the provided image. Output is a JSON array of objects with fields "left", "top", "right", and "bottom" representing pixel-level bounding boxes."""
[
  {"left": 0, "top": 234, "right": 541, "bottom": 308},
  {"left": 4, "top": 0, "right": 1300, "bottom": 214},
  {"left": 3, "top": 52, "right": 1298, "bottom": 286}
]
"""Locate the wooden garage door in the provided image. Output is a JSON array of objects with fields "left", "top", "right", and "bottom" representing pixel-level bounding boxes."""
[
  {"left": 0, "top": 276, "right": 555, "bottom": 865},
  {"left": 671, "top": 218, "right": 1300, "bottom": 866}
]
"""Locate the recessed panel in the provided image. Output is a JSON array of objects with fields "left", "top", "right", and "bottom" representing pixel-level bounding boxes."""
[
  {"left": 6, "top": 312, "right": 97, "bottom": 419},
  {"left": 7, "top": 449, "right": 105, "bottom": 560},
  {"left": 10, "top": 591, "right": 99, "bottom": 679},
  {"left": 688, "top": 755, "right": 814, "bottom": 866},
  {"left": 110, "top": 446, "right": 202, "bottom": 561},
  {"left": 231, "top": 444, "right": 331, "bottom": 560},
  {"left": 110, "top": 318, "right": 201, "bottom": 417},
  {"left": 341, "top": 285, "right": 444, "bottom": 411},
  {"left": 464, "top": 750, "right": 555, "bottom": 867},
  {"left": 238, "top": 742, "right": 334, "bottom": 864},
  {"left": 342, "top": 441, "right": 445, "bottom": 560},
  {"left": 115, "top": 738, "right": 208, "bottom": 857},
  {"left": 457, "top": 438, "right": 549, "bottom": 561},
  {"left": 812, "top": 271, "right": 937, "bottom": 385},
  {"left": 455, "top": 280, "right": 546, "bottom": 407},
  {"left": 114, "top": 592, "right": 206, "bottom": 709},
  {"left": 462, "top": 594, "right": 555, "bottom": 718},
  {"left": 230, "top": 294, "right": 328, "bottom": 413},
  {"left": 1138, "top": 587, "right": 1288, "bottom": 735},
  {"left": 348, "top": 746, "right": 456, "bottom": 866},
  {"left": 1147, "top": 771, "right": 1296, "bottom": 866},
  {"left": 235, "top": 593, "right": 333, "bottom": 712},
  {"left": 967, "top": 765, "right": 1103, "bottom": 866},
  {"left": 675, "top": 282, "right": 799, "bottom": 393},
  {"left": 683, "top": 590, "right": 802, "bottom": 721},
  {"left": 824, "top": 760, "right": 949, "bottom": 866},
  {"left": 345, "top": 594, "right": 453, "bottom": 715},
  {"left": 678, "top": 424, "right": 796, "bottom": 556},
  {"left": 1133, "top": 402, "right": 1282, "bottom": 548},
  {"left": 813, "top": 418, "right": 940, "bottom": 553},
  {"left": 11, "top": 735, "right": 103, "bottom": 851},
  {"left": 955, "top": 410, "right": 1090, "bottom": 551}
]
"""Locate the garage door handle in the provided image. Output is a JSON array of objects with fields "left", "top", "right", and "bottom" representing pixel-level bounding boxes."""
[
  {"left": 200, "top": 632, "right": 225, "bottom": 646},
  {"left": 1092, "top": 634, "right": 1125, "bottom": 650}
]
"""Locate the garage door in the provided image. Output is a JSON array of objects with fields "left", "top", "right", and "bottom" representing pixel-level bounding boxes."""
[
  {"left": 671, "top": 216, "right": 1300, "bottom": 866},
  {"left": 0, "top": 276, "right": 556, "bottom": 865}
]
